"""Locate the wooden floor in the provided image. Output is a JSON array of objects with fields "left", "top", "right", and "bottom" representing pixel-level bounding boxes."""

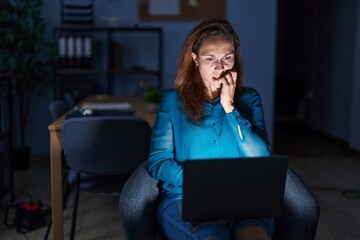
[
  {"left": 273, "top": 122, "right": 360, "bottom": 240},
  {"left": 1, "top": 121, "right": 360, "bottom": 240},
  {"left": 0, "top": 157, "right": 124, "bottom": 240}
]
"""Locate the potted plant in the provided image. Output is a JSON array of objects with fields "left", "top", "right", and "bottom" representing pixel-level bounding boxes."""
[
  {"left": 0, "top": 0, "right": 54, "bottom": 169},
  {"left": 144, "top": 87, "right": 162, "bottom": 113}
]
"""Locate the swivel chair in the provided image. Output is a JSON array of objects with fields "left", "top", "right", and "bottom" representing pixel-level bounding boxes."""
[{"left": 119, "top": 161, "right": 320, "bottom": 240}]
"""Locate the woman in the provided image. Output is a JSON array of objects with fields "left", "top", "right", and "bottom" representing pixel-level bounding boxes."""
[{"left": 148, "top": 18, "right": 273, "bottom": 240}]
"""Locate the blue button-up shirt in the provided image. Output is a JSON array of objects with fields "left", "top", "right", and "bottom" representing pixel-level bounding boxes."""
[{"left": 148, "top": 87, "right": 271, "bottom": 199}]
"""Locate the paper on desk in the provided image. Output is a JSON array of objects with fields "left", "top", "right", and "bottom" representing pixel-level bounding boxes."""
[{"left": 81, "top": 102, "right": 132, "bottom": 111}]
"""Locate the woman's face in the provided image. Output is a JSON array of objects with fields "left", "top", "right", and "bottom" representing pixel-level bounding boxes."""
[{"left": 192, "top": 36, "right": 235, "bottom": 94}]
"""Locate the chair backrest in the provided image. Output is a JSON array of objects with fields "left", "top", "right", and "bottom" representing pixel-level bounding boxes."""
[
  {"left": 62, "top": 116, "right": 151, "bottom": 175},
  {"left": 119, "top": 161, "right": 162, "bottom": 240},
  {"left": 63, "top": 92, "right": 76, "bottom": 106},
  {"left": 49, "top": 99, "right": 70, "bottom": 121}
]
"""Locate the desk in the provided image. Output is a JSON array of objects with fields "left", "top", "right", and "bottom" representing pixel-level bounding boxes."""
[{"left": 48, "top": 95, "right": 156, "bottom": 240}]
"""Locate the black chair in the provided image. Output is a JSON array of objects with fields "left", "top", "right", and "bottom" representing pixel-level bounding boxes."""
[
  {"left": 62, "top": 116, "right": 151, "bottom": 240},
  {"left": 63, "top": 92, "right": 76, "bottom": 107},
  {"left": 49, "top": 99, "right": 70, "bottom": 120},
  {"left": 119, "top": 162, "right": 320, "bottom": 240}
]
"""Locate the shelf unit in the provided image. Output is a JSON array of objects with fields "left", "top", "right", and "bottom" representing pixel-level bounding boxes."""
[{"left": 53, "top": 24, "right": 163, "bottom": 99}]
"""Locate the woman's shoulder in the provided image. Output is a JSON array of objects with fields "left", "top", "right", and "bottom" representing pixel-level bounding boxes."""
[
  {"left": 163, "top": 88, "right": 177, "bottom": 97},
  {"left": 239, "top": 87, "right": 261, "bottom": 101},
  {"left": 236, "top": 87, "right": 264, "bottom": 117},
  {"left": 159, "top": 89, "right": 180, "bottom": 108},
  {"left": 159, "top": 89, "right": 183, "bottom": 115},
  {"left": 162, "top": 89, "right": 179, "bottom": 102}
]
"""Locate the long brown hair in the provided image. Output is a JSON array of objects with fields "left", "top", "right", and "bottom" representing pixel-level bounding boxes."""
[{"left": 175, "top": 18, "right": 245, "bottom": 123}]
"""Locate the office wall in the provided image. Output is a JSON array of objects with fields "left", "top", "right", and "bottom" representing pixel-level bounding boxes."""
[
  {"left": 349, "top": 1, "right": 360, "bottom": 151},
  {"left": 308, "top": 0, "right": 359, "bottom": 147},
  {"left": 26, "top": 0, "right": 277, "bottom": 154}
]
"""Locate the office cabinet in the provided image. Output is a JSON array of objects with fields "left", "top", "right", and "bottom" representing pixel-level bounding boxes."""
[{"left": 53, "top": 25, "right": 163, "bottom": 99}]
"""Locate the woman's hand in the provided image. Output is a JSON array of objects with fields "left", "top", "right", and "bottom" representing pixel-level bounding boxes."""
[{"left": 219, "top": 69, "right": 237, "bottom": 113}]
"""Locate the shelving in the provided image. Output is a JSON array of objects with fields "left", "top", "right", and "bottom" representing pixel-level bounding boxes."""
[
  {"left": 53, "top": 24, "right": 163, "bottom": 99},
  {"left": 61, "top": 0, "right": 94, "bottom": 24}
]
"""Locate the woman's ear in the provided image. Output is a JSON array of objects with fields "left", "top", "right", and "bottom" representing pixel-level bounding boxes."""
[
  {"left": 191, "top": 52, "right": 199, "bottom": 68},
  {"left": 191, "top": 52, "right": 197, "bottom": 63}
]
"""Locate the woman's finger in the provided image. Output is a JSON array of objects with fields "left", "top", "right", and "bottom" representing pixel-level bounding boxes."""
[
  {"left": 219, "top": 74, "right": 229, "bottom": 86},
  {"left": 226, "top": 73, "right": 233, "bottom": 85},
  {"left": 220, "top": 70, "right": 237, "bottom": 87},
  {"left": 231, "top": 71, "right": 237, "bottom": 87},
  {"left": 224, "top": 73, "right": 234, "bottom": 86}
]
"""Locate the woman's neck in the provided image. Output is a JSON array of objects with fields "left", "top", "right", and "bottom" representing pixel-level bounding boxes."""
[{"left": 204, "top": 89, "right": 220, "bottom": 103}]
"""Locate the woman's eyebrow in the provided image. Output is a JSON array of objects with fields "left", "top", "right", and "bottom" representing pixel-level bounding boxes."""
[
  {"left": 200, "top": 52, "right": 215, "bottom": 57},
  {"left": 224, "top": 50, "right": 235, "bottom": 56},
  {"left": 200, "top": 50, "right": 235, "bottom": 57}
]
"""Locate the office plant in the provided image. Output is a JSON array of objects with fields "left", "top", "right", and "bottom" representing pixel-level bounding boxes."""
[
  {"left": 0, "top": 0, "right": 53, "bottom": 168},
  {"left": 144, "top": 87, "right": 162, "bottom": 112}
]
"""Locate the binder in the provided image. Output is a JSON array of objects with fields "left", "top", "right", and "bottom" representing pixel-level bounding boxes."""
[
  {"left": 75, "top": 36, "right": 83, "bottom": 68},
  {"left": 83, "top": 36, "right": 92, "bottom": 68},
  {"left": 66, "top": 36, "right": 75, "bottom": 68},
  {"left": 58, "top": 35, "right": 67, "bottom": 68}
]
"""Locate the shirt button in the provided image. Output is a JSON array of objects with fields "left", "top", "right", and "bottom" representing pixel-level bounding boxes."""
[
  {"left": 214, "top": 140, "right": 217, "bottom": 144},
  {"left": 212, "top": 122, "right": 216, "bottom": 126}
]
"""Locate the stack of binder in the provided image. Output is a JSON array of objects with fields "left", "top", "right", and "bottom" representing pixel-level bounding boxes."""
[
  {"left": 61, "top": 0, "right": 94, "bottom": 24},
  {"left": 58, "top": 35, "right": 92, "bottom": 69}
]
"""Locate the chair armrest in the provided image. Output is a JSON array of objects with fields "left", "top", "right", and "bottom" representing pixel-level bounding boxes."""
[
  {"left": 274, "top": 168, "right": 320, "bottom": 240},
  {"left": 119, "top": 161, "right": 161, "bottom": 240}
]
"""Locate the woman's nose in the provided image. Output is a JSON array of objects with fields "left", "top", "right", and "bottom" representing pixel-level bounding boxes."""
[{"left": 214, "top": 59, "right": 224, "bottom": 70}]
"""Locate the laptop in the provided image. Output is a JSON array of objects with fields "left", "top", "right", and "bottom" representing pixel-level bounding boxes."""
[{"left": 182, "top": 155, "right": 288, "bottom": 222}]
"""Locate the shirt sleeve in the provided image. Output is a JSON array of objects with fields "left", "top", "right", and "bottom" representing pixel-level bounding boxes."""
[
  {"left": 225, "top": 88, "right": 272, "bottom": 157},
  {"left": 147, "top": 91, "right": 183, "bottom": 187}
]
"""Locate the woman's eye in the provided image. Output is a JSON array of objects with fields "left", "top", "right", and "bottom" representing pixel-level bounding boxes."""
[
  {"left": 223, "top": 55, "right": 233, "bottom": 61},
  {"left": 205, "top": 57, "right": 214, "bottom": 62}
]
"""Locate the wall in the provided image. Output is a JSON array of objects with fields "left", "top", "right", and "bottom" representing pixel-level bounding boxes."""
[
  {"left": 349, "top": 0, "right": 360, "bottom": 151},
  {"left": 308, "top": 0, "right": 359, "bottom": 145},
  {"left": 275, "top": 0, "right": 315, "bottom": 120},
  {"left": 26, "top": 0, "right": 277, "bottom": 154}
]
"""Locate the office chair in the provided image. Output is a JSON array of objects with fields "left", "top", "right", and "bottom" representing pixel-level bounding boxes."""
[
  {"left": 62, "top": 116, "right": 151, "bottom": 240},
  {"left": 63, "top": 92, "right": 76, "bottom": 107},
  {"left": 49, "top": 99, "right": 70, "bottom": 121},
  {"left": 119, "top": 162, "right": 320, "bottom": 240},
  {"left": 49, "top": 99, "right": 72, "bottom": 208}
]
